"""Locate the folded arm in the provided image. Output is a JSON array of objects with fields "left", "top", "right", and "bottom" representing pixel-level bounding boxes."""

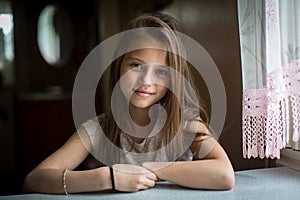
[
  {"left": 142, "top": 124, "right": 235, "bottom": 190},
  {"left": 23, "top": 130, "right": 157, "bottom": 194},
  {"left": 23, "top": 132, "right": 114, "bottom": 193}
]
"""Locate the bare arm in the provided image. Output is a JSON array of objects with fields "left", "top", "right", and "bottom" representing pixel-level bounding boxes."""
[
  {"left": 23, "top": 131, "right": 113, "bottom": 193},
  {"left": 142, "top": 139, "right": 234, "bottom": 190},
  {"left": 142, "top": 123, "right": 235, "bottom": 190},
  {"left": 23, "top": 129, "right": 157, "bottom": 194}
]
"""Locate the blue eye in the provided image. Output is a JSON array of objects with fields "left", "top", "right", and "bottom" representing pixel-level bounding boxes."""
[
  {"left": 156, "top": 68, "right": 168, "bottom": 77},
  {"left": 130, "top": 63, "right": 143, "bottom": 70}
]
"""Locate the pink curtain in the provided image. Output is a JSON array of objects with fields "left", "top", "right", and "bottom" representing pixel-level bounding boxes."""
[{"left": 238, "top": 0, "right": 300, "bottom": 159}]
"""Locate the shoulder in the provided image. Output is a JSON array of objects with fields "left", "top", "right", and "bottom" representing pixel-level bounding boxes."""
[
  {"left": 81, "top": 113, "right": 111, "bottom": 133},
  {"left": 96, "top": 113, "right": 111, "bottom": 125},
  {"left": 184, "top": 117, "right": 210, "bottom": 135}
]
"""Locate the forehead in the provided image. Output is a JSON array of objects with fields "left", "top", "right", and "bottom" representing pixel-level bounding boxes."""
[
  {"left": 124, "top": 48, "right": 168, "bottom": 63},
  {"left": 126, "top": 34, "right": 166, "bottom": 51}
]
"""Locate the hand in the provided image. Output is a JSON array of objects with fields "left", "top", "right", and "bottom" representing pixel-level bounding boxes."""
[
  {"left": 112, "top": 164, "right": 158, "bottom": 192},
  {"left": 141, "top": 162, "right": 172, "bottom": 180}
]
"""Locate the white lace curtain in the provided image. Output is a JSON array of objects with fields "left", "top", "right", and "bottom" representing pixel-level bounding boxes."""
[{"left": 238, "top": 0, "right": 300, "bottom": 159}]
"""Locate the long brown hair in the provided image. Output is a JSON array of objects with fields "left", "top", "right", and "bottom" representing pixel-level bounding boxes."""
[{"left": 103, "top": 12, "right": 209, "bottom": 161}]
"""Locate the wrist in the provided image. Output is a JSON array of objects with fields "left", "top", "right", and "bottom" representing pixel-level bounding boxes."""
[
  {"left": 62, "top": 169, "right": 69, "bottom": 195},
  {"left": 109, "top": 166, "right": 115, "bottom": 190},
  {"left": 141, "top": 162, "right": 172, "bottom": 179},
  {"left": 97, "top": 166, "right": 113, "bottom": 190}
]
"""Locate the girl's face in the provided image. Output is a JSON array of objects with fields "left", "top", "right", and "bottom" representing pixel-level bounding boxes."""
[{"left": 119, "top": 48, "right": 170, "bottom": 109}]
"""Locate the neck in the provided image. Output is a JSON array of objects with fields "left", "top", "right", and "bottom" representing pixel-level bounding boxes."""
[
  {"left": 129, "top": 104, "right": 150, "bottom": 127},
  {"left": 126, "top": 104, "right": 151, "bottom": 143}
]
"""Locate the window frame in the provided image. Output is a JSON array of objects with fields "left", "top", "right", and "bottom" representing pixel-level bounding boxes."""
[{"left": 277, "top": 149, "right": 300, "bottom": 171}]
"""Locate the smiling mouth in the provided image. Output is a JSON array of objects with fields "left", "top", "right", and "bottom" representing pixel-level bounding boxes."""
[{"left": 134, "top": 89, "right": 155, "bottom": 97}]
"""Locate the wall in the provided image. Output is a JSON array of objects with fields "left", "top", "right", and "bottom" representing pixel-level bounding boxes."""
[
  {"left": 0, "top": 0, "right": 101, "bottom": 195},
  {"left": 0, "top": 90, "right": 15, "bottom": 195},
  {"left": 13, "top": 0, "right": 98, "bottom": 92}
]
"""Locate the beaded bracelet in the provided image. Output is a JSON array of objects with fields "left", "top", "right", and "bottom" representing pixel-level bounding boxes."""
[
  {"left": 109, "top": 167, "right": 115, "bottom": 190},
  {"left": 63, "top": 169, "right": 69, "bottom": 195}
]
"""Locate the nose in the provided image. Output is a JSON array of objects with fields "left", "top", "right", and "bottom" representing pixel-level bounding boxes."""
[{"left": 139, "top": 68, "right": 154, "bottom": 85}]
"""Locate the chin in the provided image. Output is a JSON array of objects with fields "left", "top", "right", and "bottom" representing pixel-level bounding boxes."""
[
  {"left": 132, "top": 104, "right": 151, "bottom": 109},
  {"left": 130, "top": 102, "right": 153, "bottom": 109}
]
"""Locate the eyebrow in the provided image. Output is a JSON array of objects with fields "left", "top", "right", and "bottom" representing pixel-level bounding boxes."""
[
  {"left": 126, "top": 56, "right": 168, "bottom": 68},
  {"left": 126, "top": 56, "right": 145, "bottom": 64}
]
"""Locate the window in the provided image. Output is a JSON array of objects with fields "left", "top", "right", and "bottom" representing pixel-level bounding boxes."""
[{"left": 0, "top": 0, "right": 14, "bottom": 87}]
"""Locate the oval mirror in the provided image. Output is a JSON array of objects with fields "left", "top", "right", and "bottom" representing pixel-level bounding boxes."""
[{"left": 37, "top": 4, "right": 73, "bottom": 67}]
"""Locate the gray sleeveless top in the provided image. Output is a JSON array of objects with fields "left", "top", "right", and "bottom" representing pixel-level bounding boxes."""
[{"left": 80, "top": 114, "right": 195, "bottom": 165}]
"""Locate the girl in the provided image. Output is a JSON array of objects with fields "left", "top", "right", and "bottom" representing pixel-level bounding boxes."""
[{"left": 23, "top": 12, "right": 235, "bottom": 194}]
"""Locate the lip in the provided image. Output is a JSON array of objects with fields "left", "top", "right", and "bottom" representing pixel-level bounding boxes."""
[{"left": 134, "top": 89, "right": 155, "bottom": 97}]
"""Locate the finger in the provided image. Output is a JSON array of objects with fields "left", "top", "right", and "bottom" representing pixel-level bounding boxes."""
[
  {"left": 143, "top": 177, "right": 156, "bottom": 188},
  {"left": 145, "top": 171, "right": 158, "bottom": 181},
  {"left": 139, "top": 185, "right": 150, "bottom": 191}
]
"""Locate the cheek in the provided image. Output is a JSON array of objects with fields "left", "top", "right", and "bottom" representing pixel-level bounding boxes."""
[
  {"left": 157, "top": 85, "right": 169, "bottom": 97},
  {"left": 119, "top": 76, "right": 128, "bottom": 87},
  {"left": 158, "top": 78, "right": 170, "bottom": 91},
  {"left": 119, "top": 71, "right": 137, "bottom": 97},
  {"left": 119, "top": 77, "right": 130, "bottom": 97},
  {"left": 119, "top": 71, "right": 136, "bottom": 87},
  {"left": 156, "top": 77, "right": 170, "bottom": 96}
]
